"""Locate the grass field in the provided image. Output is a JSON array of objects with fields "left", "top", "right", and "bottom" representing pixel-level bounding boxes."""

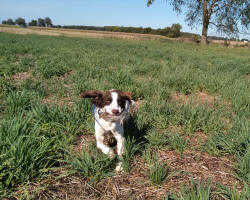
[{"left": 0, "top": 32, "right": 249, "bottom": 199}]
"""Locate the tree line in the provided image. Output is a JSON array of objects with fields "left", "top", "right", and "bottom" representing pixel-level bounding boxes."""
[
  {"left": 56, "top": 23, "right": 182, "bottom": 38},
  {"left": 2, "top": 17, "right": 52, "bottom": 27},
  {"left": 1, "top": 17, "right": 248, "bottom": 41},
  {"left": 1, "top": 17, "right": 182, "bottom": 38}
]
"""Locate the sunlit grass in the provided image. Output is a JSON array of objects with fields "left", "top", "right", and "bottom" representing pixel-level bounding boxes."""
[{"left": 0, "top": 32, "right": 249, "bottom": 198}]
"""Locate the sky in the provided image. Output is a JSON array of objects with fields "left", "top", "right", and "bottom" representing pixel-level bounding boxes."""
[{"left": 0, "top": 0, "right": 248, "bottom": 39}]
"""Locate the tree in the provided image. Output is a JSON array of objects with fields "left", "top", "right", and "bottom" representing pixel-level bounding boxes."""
[
  {"left": 15, "top": 17, "right": 26, "bottom": 27},
  {"left": 2, "top": 20, "right": 7, "bottom": 24},
  {"left": 45, "top": 17, "right": 52, "bottom": 27},
  {"left": 28, "top": 20, "right": 37, "bottom": 26},
  {"left": 170, "top": 23, "right": 182, "bottom": 37},
  {"left": 147, "top": 0, "right": 250, "bottom": 44},
  {"left": 143, "top": 27, "right": 153, "bottom": 34},
  {"left": 6, "top": 18, "right": 15, "bottom": 25},
  {"left": 37, "top": 18, "right": 45, "bottom": 27}
]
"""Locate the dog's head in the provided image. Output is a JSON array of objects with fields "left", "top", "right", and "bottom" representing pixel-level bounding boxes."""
[{"left": 80, "top": 89, "right": 132, "bottom": 116}]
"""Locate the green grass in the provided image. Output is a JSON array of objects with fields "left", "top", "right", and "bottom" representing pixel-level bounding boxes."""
[
  {"left": 177, "top": 180, "right": 212, "bottom": 200},
  {"left": 166, "top": 133, "right": 188, "bottom": 154},
  {"left": 0, "top": 113, "right": 60, "bottom": 194},
  {"left": 148, "top": 160, "right": 170, "bottom": 185},
  {"left": 65, "top": 143, "right": 116, "bottom": 183},
  {"left": 0, "top": 32, "right": 249, "bottom": 199},
  {"left": 165, "top": 182, "right": 250, "bottom": 200},
  {"left": 122, "top": 136, "right": 142, "bottom": 172},
  {"left": 217, "top": 183, "right": 250, "bottom": 200}
]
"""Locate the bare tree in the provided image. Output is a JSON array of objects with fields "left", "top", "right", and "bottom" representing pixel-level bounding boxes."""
[{"left": 147, "top": 0, "right": 250, "bottom": 44}]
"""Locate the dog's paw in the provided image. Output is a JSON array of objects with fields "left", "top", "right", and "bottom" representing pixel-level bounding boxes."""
[
  {"left": 115, "top": 162, "right": 124, "bottom": 173},
  {"left": 108, "top": 149, "right": 115, "bottom": 159}
]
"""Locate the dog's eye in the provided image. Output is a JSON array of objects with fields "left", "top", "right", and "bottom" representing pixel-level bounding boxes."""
[{"left": 118, "top": 100, "right": 125, "bottom": 106}]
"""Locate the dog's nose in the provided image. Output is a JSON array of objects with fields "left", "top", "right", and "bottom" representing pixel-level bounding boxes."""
[{"left": 112, "top": 109, "right": 119, "bottom": 114}]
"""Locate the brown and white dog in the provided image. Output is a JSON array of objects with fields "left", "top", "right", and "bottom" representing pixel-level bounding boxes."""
[{"left": 80, "top": 89, "right": 133, "bottom": 172}]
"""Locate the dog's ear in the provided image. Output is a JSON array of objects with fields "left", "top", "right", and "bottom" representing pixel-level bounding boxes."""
[
  {"left": 123, "top": 91, "right": 132, "bottom": 103},
  {"left": 80, "top": 90, "right": 104, "bottom": 107},
  {"left": 80, "top": 90, "right": 103, "bottom": 99}
]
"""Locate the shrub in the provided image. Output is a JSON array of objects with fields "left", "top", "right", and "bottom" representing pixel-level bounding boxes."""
[{"left": 191, "top": 34, "right": 201, "bottom": 43}]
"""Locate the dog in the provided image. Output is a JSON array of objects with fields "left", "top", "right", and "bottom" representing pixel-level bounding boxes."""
[{"left": 80, "top": 89, "right": 133, "bottom": 172}]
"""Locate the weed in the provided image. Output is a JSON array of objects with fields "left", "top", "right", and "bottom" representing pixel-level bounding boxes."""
[
  {"left": 143, "top": 152, "right": 178, "bottom": 185},
  {"left": 146, "top": 153, "right": 170, "bottom": 185},
  {"left": 0, "top": 113, "right": 59, "bottom": 193},
  {"left": 178, "top": 180, "right": 212, "bottom": 200},
  {"left": 148, "top": 161, "right": 170, "bottom": 185},
  {"left": 166, "top": 133, "right": 188, "bottom": 154},
  {"left": 5, "top": 90, "right": 33, "bottom": 114},
  {"left": 204, "top": 116, "right": 249, "bottom": 183},
  {"left": 65, "top": 143, "right": 115, "bottom": 183},
  {"left": 36, "top": 55, "right": 69, "bottom": 78},
  {"left": 0, "top": 75, "right": 16, "bottom": 98},
  {"left": 165, "top": 182, "right": 250, "bottom": 200},
  {"left": 217, "top": 183, "right": 249, "bottom": 200},
  {"left": 235, "top": 149, "right": 250, "bottom": 184},
  {"left": 20, "top": 78, "right": 47, "bottom": 97},
  {"left": 145, "top": 128, "right": 167, "bottom": 148},
  {"left": 122, "top": 136, "right": 141, "bottom": 172}
]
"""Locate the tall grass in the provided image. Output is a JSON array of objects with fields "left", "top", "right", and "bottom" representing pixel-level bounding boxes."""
[
  {"left": 0, "top": 113, "right": 58, "bottom": 193},
  {"left": 65, "top": 143, "right": 116, "bottom": 183}
]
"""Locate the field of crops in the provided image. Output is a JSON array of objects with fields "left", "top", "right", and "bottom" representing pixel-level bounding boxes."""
[{"left": 0, "top": 32, "right": 249, "bottom": 199}]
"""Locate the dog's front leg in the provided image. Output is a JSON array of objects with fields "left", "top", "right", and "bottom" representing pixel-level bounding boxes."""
[
  {"left": 112, "top": 126, "right": 125, "bottom": 172},
  {"left": 95, "top": 125, "right": 114, "bottom": 157},
  {"left": 112, "top": 124, "right": 124, "bottom": 157}
]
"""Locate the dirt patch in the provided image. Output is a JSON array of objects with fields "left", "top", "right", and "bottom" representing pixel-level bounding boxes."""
[
  {"left": 24, "top": 150, "right": 238, "bottom": 200},
  {"left": 170, "top": 93, "right": 190, "bottom": 104},
  {"left": 243, "top": 73, "right": 249, "bottom": 79},
  {"left": 62, "top": 70, "right": 76, "bottom": 79},
  {"left": 170, "top": 91, "right": 216, "bottom": 107},
  {"left": 1, "top": 25, "right": 249, "bottom": 48},
  {"left": 72, "top": 134, "right": 96, "bottom": 153},
  {"left": 196, "top": 91, "right": 217, "bottom": 106},
  {"left": 0, "top": 26, "right": 61, "bottom": 36},
  {"left": 12, "top": 71, "right": 31, "bottom": 83},
  {"left": 41, "top": 70, "right": 76, "bottom": 106},
  {"left": 52, "top": 70, "right": 75, "bottom": 82},
  {"left": 51, "top": 70, "right": 75, "bottom": 86},
  {"left": 158, "top": 149, "right": 237, "bottom": 188},
  {"left": 186, "top": 131, "right": 209, "bottom": 149},
  {"left": 130, "top": 99, "right": 145, "bottom": 114},
  {"left": 170, "top": 91, "right": 231, "bottom": 108},
  {"left": 26, "top": 160, "right": 178, "bottom": 200},
  {"left": 42, "top": 95, "right": 76, "bottom": 107},
  {"left": 0, "top": 25, "right": 167, "bottom": 41}
]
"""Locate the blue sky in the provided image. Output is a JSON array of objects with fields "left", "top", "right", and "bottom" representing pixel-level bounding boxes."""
[{"left": 0, "top": 0, "right": 247, "bottom": 38}]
